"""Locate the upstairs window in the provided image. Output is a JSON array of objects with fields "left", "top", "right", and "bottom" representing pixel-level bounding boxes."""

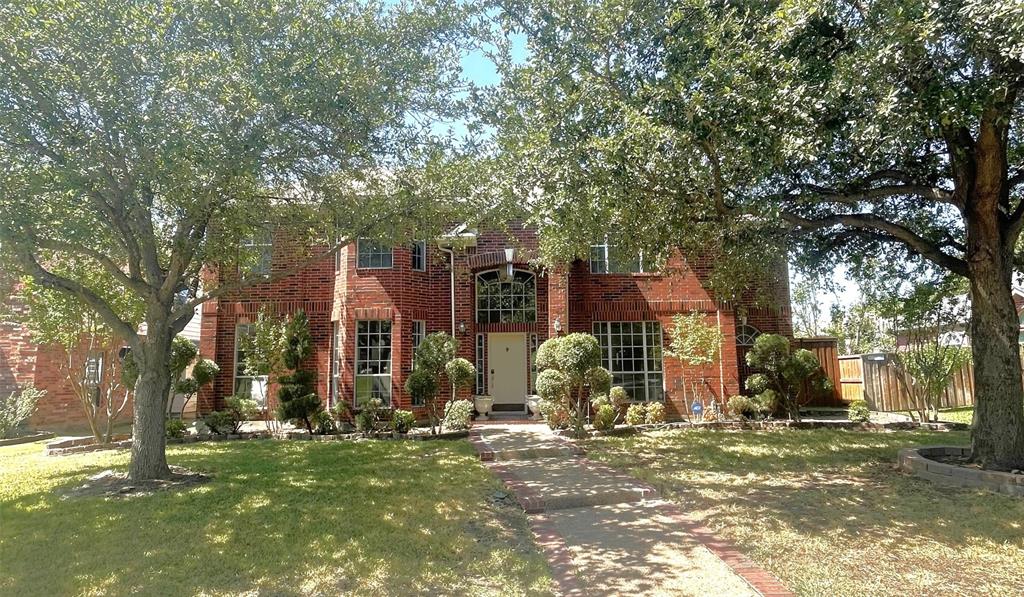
[
  {"left": 476, "top": 269, "right": 537, "bottom": 324},
  {"left": 241, "top": 228, "right": 273, "bottom": 276},
  {"left": 357, "top": 239, "right": 393, "bottom": 269},
  {"left": 589, "top": 244, "right": 644, "bottom": 274},
  {"left": 411, "top": 240, "right": 427, "bottom": 271}
]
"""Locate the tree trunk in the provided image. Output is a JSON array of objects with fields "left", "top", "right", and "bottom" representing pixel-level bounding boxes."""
[
  {"left": 966, "top": 257, "right": 1024, "bottom": 469},
  {"left": 129, "top": 327, "right": 174, "bottom": 481},
  {"left": 965, "top": 138, "right": 1024, "bottom": 469}
]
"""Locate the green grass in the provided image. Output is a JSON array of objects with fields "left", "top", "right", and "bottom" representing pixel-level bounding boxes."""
[
  {"left": 0, "top": 439, "right": 553, "bottom": 596},
  {"left": 936, "top": 406, "right": 974, "bottom": 425},
  {"left": 582, "top": 429, "right": 1024, "bottom": 597}
]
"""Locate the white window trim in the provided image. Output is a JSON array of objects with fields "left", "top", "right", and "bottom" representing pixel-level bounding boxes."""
[
  {"left": 589, "top": 242, "right": 645, "bottom": 274},
  {"left": 593, "top": 321, "right": 665, "bottom": 402},
  {"left": 354, "top": 320, "right": 393, "bottom": 406},
  {"left": 330, "top": 321, "right": 341, "bottom": 409},
  {"left": 475, "top": 268, "right": 538, "bottom": 324},
  {"left": 241, "top": 229, "right": 273, "bottom": 276},
  {"left": 411, "top": 240, "right": 427, "bottom": 272},
  {"left": 356, "top": 238, "right": 394, "bottom": 270},
  {"left": 233, "top": 323, "right": 268, "bottom": 408}
]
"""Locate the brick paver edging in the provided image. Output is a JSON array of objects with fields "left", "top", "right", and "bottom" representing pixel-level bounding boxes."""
[
  {"left": 656, "top": 503, "right": 794, "bottom": 596},
  {"left": 467, "top": 430, "right": 583, "bottom": 595}
]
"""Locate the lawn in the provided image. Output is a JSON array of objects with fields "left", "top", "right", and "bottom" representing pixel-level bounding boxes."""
[
  {"left": 936, "top": 406, "right": 974, "bottom": 425},
  {"left": 0, "top": 439, "right": 553, "bottom": 596},
  {"left": 582, "top": 429, "right": 1024, "bottom": 597}
]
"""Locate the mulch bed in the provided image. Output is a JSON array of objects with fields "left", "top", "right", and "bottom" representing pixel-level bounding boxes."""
[{"left": 58, "top": 466, "right": 210, "bottom": 499}]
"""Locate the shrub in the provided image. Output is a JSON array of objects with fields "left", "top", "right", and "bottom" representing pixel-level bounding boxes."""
[
  {"left": 405, "top": 368, "right": 439, "bottom": 409},
  {"left": 225, "top": 395, "right": 259, "bottom": 433},
  {"left": 586, "top": 367, "right": 613, "bottom": 395},
  {"left": 355, "top": 397, "right": 386, "bottom": 432},
  {"left": 848, "top": 399, "right": 871, "bottom": 422},
  {"left": 625, "top": 403, "right": 647, "bottom": 426},
  {"left": 535, "top": 333, "right": 610, "bottom": 438},
  {"left": 445, "top": 358, "right": 476, "bottom": 393},
  {"left": 744, "top": 333, "right": 828, "bottom": 421},
  {"left": 392, "top": 409, "right": 416, "bottom": 434},
  {"left": 645, "top": 402, "right": 665, "bottom": 424},
  {"left": 539, "top": 398, "right": 570, "bottom": 429},
  {"left": 313, "top": 409, "right": 337, "bottom": 434},
  {"left": 332, "top": 400, "right": 352, "bottom": 425},
  {"left": 202, "top": 410, "right": 233, "bottom": 435},
  {"left": 592, "top": 403, "right": 617, "bottom": 431},
  {"left": 442, "top": 399, "right": 473, "bottom": 431},
  {"left": 165, "top": 418, "right": 188, "bottom": 439},
  {"left": 0, "top": 386, "right": 44, "bottom": 438},
  {"left": 727, "top": 395, "right": 757, "bottom": 420}
]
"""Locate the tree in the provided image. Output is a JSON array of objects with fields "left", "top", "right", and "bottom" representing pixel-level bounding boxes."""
[
  {"left": 824, "top": 301, "right": 890, "bottom": 354},
  {"left": 0, "top": 0, "right": 474, "bottom": 480},
  {"left": 534, "top": 333, "right": 612, "bottom": 438},
  {"left": 487, "top": 1, "right": 1024, "bottom": 469},
  {"left": 240, "top": 308, "right": 287, "bottom": 428},
  {"left": 665, "top": 312, "right": 725, "bottom": 411},
  {"left": 745, "top": 334, "right": 830, "bottom": 422},
  {"left": 276, "top": 310, "right": 321, "bottom": 433},
  {"left": 173, "top": 357, "right": 219, "bottom": 420},
  {"left": 407, "top": 332, "right": 459, "bottom": 434},
  {"left": 791, "top": 278, "right": 824, "bottom": 338},
  {"left": 18, "top": 265, "right": 144, "bottom": 444}
]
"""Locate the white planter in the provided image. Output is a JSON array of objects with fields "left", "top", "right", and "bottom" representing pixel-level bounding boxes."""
[
  {"left": 474, "top": 396, "right": 494, "bottom": 420},
  {"left": 526, "top": 395, "right": 541, "bottom": 420}
]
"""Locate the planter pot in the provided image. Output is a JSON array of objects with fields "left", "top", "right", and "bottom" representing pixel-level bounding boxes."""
[
  {"left": 474, "top": 396, "right": 494, "bottom": 420},
  {"left": 526, "top": 395, "right": 541, "bottom": 420}
]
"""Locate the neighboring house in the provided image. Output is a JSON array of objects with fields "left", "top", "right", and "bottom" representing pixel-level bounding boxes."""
[
  {"left": 892, "top": 286, "right": 1024, "bottom": 349},
  {"left": 0, "top": 280, "right": 202, "bottom": 430},
  {"left": 197, "top": 223, "right": 793, "bottom": 419}
]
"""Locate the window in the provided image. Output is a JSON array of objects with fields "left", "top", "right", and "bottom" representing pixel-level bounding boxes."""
[
  {"left": 357, "top": 239, "right": 393, "bottom": 269},
  {"left": 411, "top": 240, "right": 427, "bottom": 271},
  {"left": 355, "top": 320, "right": 392, "bottom": 406},
  {"left": 589, "top": 244, "right": 644, "bottom": 274},
  {"left": 411, "top": 320, "right": 426, "bottom": 358},
  {"left": 475, "top": 333, "right": 486, "bottom": 395},
  {"left": 593, "top": 321, "right": 664, "bottom": 402},
  {"left": 475, "top": 269, "right": 537, "bottom": 324},
  {"left": 234, "top": 324, "right": 268, "bottom": 407},
  {"left": 736, "top": 324, "right": 761, "bottom": 346},
  {"left": 241, "top": 228, "right": 273, "bottom": 275},
  {"left": 529, "top": 334, "right": 539, "bottom": 393},
  {"left": 84, "top": 353, "right": 103, "bottom": 386},
  {"left": 330, "top": 322, "right": 341, "bottom": 408}
]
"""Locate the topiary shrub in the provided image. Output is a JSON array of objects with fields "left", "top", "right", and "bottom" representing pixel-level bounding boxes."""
[
  {"left": 625, "top": 403, "right": 647, "bottom": 426},
  {"left": 744, "top": 334, "right": 829, "bottom": 421},
  {"left": 355, "top": 397, "right": 386, "bottom": 433},
  {"left": 225, "top": 395, "right": 259, "bottom": 433},
  {"left": 539, "top": 397, "right": 570, "bottom": 429},
  {"left": 313, "top": 409, "right": 337, "bottom": 434},
  {"left": 848, "top": 399, "right": 871, "bottom": 422},
  {"left": 445, "top": 358, "right": 476, "bottom": 394},
  {"left": 165, "top": 418, "right": 188, "bottom": 439},
  {"left": 275, "top": 311, "right": 322, "bottom": 432},
  {"left": 727, "top": 395, "right": 757, "bottom": 420},
  {"left": 535, "top": 333, "right": 611, "bottom": 438},
  {"left": 202, "top": 410, "right": 233, "bottom": 435},
  {"left": 442, "top": 399, "right": 473, "bottom": 431},
  {"left": 645, "top": 402, "right": 665, "bottom": 424},
  {"left": 592, "top": 403, "right": 616, "bottom": 431},
  {"left": 391, "top": 409, "right": 416, "bottom": 434}
]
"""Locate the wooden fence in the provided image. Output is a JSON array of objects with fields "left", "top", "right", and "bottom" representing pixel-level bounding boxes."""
[
  {"left": 838, "top": 353, "right": 975, "bottom": 412},
  {"left": 793, "top": 337, "right": 845, "bottom": 407}
]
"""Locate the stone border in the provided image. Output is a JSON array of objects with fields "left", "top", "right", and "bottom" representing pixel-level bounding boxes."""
[
  {"left": 554, "top": 418, "right": 967, "bottom": 439},
  {"left": 0, "top": 431, "right": 55, "bottom": 447},
  {"left": 898, "top": 446, "right": 1024, "bottom": 498}
]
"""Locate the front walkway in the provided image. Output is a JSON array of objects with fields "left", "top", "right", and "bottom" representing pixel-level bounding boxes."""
[{"left": 469, "top": 423, "right": 792, "bottom": 596}]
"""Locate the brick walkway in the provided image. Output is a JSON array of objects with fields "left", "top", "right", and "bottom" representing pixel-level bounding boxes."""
[{"left": 469, "top": 423, "right": 792, "bottom": 597}]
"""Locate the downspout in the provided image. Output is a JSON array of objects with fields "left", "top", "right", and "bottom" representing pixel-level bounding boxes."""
[
  {"left": 717, "top": 309, "right": 725, "bottom": 402},
  {"left": 438, "top": 244, "right": 456, "bottom": 337}
]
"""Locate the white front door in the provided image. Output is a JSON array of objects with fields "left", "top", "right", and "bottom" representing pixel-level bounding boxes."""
[{"left": 488, "top": 333, "right": 528, "bottom": 409}]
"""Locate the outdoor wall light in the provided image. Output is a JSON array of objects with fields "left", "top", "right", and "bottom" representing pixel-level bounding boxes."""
[
  {"left": 458, "top": 321, "right": 467, "bottom": 334},
  {"left": 553, "top": 317, "right": 562, "bottom": 334}
]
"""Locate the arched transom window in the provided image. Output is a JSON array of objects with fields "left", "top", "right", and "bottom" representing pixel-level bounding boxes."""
[
  {"left": 476, "top": 269, "right": 537, "bottom": 324},
  {"left": 736, "top": 324, "right": 761, "bottom": 346}
]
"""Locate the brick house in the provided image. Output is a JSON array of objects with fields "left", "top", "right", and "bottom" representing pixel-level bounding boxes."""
[{"left": 197, "top": 224, "right": 792, "bottom": 420}]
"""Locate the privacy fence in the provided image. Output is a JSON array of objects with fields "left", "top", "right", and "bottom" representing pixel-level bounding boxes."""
[{"left": 838, "top": 353, "right": 975, "bottom": 412}]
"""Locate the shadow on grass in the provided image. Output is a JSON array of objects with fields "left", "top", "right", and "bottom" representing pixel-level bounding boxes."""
[
  {"left": 1, "top": 440, "right": 552, "bottom": 596},
  {"left": 582, "top": 428, "right": 1024, "bottom": 596}
]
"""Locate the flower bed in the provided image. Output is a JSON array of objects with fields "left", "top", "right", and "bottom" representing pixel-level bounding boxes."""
[
  {"left": 898, "top": 446, "right": 1024, "bottom": 498},
  {"left": 556, "top": 418, "right": 968, "bottom": 439}
]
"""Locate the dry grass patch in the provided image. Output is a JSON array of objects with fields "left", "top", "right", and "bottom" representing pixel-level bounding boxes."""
[{"left": 583, "top": 428, "right": 1023, "bottom": 597}]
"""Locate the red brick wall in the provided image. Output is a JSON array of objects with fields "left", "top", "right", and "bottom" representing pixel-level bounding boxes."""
[{"left": 199, "top": 227, "right": 792, "bottom": 421}]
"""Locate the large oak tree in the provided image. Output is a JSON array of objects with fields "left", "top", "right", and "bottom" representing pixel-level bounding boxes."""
[
  {"left": 0, "top": 0, "right": 476, "bottom": 480},
  {"left": 487, "top": 0, "right": 1024, "bottom": 468}
]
